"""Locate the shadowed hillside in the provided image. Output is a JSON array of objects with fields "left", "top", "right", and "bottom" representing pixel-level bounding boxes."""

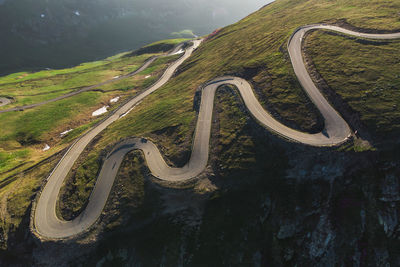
[{"left": 1, "top": 0, "right": 400, "bottom": 265}]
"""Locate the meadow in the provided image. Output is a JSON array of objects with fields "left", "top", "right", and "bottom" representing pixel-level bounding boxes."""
[
  {"left": 56, "top": 0, "right": 400, "bottom": 220},
  {"left": 305, "top": 30, "right": 400, "bottom": 142},
  {"left": 0, "top": 39, "right": 186, "bottom": 181},
  {"left": 1, "top": 0, "right": 400, "bottom": 257}
]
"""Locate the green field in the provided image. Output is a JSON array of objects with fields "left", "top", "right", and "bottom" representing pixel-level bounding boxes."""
[
  {"left": 55, "top": 0, "right": 400, "bottom": 220},
  {"left": 0, "top": 39, "right": 188, "bottom": 110},
  {"left": 0, "top": 39, "right": 187, "bottom": 179},
  {"left": 1, "top": 0, "right": 400, "bottom": 263},
  {"left": 305, "top": 30, "right": 400, "bottom": 141},
  {"left": 0, "top": 38, "right": 189, "bottom": 250},
  {"left": 0, "top": 53, "right": 147, "bottom": 109}
]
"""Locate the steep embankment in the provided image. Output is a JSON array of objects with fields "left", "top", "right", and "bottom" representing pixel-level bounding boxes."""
[
  {"left": 304, "top": 29, "right": 400, "bottom": 144},
  {"left": 0, "top": 38, "right": 186, "bottom": 181},
  {"left": 53, "top": 0, "right": 400, "bottom": 223},
  {"left": 32, "top": 0, "right": 400, "bottom": 264},
  {"left": 0, "top": 39, "right": 190, "bottom": 254},
  {"left": 34, "top": 22, "right": 400, "bottom": 238},
  {"left": 3, "top": 0, "right": 400, "bottom": 265}
]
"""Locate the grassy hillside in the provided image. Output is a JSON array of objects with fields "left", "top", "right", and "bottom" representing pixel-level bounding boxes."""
[
  {"left": 55, "top": 0, "right": 400, "bottom": 216},
  {"left": 1, "top": 0, "right": 400, "bottom": 264},
  {"left": 0, "top": 52, "right": 149, "bottom": 109},
  {"left": 130, "top": 38, "right": 189, "bottom": 56},
  {"left": 0, "top": 38, "right": 188, "bottom": 252},
  {"left": 0, "top": 39, "right": 186, "bottom": 179},
  {"left": 80, "top": 0, "right": 400, "bottom": 149},
  {"left": 304, "top": 30, "right": 400, "bottom": 142}
]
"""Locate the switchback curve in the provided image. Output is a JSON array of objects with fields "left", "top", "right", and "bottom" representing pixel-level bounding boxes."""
[{"left": 33, "top": 25, "right": 400, "bottom": 239}]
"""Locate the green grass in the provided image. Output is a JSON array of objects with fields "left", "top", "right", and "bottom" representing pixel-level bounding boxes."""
[
  {"left": 141, "top": 55, "right": 182, "bottom": 75},
  {"left": 171, "top": 30, "right": 196, "bottom": 38},
  {"left": 100, "top": 150, "right": 146, "bottom": 231},
  {"left": 2, "top": 0, "right": 400, "bottom": 254},
  {"left": 0, "top": 53, "right": 151, "bottom": 109},
  {"left": 0, "top": 91, "right": 102, "bottom": 141},
  {"left": 0, "top": 150, "right": 30, "bottom": 173},
  {"left": 56, "top": 0, "right": 400, "bottom": 220},
  {"left": 143, "top": 38, "right": 190, "bottom": 48},
  {"left": 305, "top": 30, "right": 400, "bottom": 141},
  {"left": 0, "top": 38, "right": 187, "bottom": 110},
  {"left": 0, "top": 38, "right": 187, "bottom": 251},
  {"left": 0, "top": 91, "right": 105, "bottom": 174},
  {"left": 0, "top": 40, "right": 185, "bottom": 179},
  {"left": 0, "top": 152, "right": 62, "bottom": 249},
  {"left": 58, "top": 153, "right": 100, "bottom": 219},
  {"left": 95, "top": 54, "right": 181, "bottom": 92},
  {"left": 131, "top": 38, "right": 191, "bottom": 56},
  {"left": 84, "top": 84, "right": 289, "bottom": 266}
]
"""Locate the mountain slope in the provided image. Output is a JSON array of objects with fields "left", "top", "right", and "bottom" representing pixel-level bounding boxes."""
[
  {"left": 304, "top": 30, "right": 400, "bottom": 144},
  {"left": 1, "top": 0, "right": 400, "bottom": 265},
  {"left": 62, "top": 1, "right": 400, "bottom": 266}
]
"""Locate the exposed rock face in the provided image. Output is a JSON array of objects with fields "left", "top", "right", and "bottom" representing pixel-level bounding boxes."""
[
  {"left": 381, "top": 174, "right": 400, "bottom": 202},
  {"left": 378, "top": 173, "right": 400, "bottom": 239},
  {"left": 27, "top": 136, "right": 395, "bottom": 266},
  {"left": 308, "top": 214, "right": 335, "bottom": 260},
  {"left": 277, "top": 222, "right": 297, "bottom": 240}
]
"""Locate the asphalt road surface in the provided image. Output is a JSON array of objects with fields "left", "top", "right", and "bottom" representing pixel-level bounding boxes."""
[
  {"left": 33, "top": 25, "right": 400, "bottom": 239},
  {"left": 34, "top": 40, "right": 202, "bottom": 239}
]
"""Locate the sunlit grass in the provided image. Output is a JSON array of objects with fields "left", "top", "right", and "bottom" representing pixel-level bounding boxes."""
[
  {"left": 56, "top": 0, "right": 400, "bottom": 217},
  {"left": 0, "top": 40, "right": 184, "bottom": 179},
  {"left": 305, "top": 31, "right": 400, "bottom": 140}
]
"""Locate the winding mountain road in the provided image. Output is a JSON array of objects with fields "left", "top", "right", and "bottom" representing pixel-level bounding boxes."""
[
  {"left": 0, "top": 44, "right": 184, "bottom": 113},
  {"left": 33, "top": 25, "right": 400, "bottom": 239}
]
